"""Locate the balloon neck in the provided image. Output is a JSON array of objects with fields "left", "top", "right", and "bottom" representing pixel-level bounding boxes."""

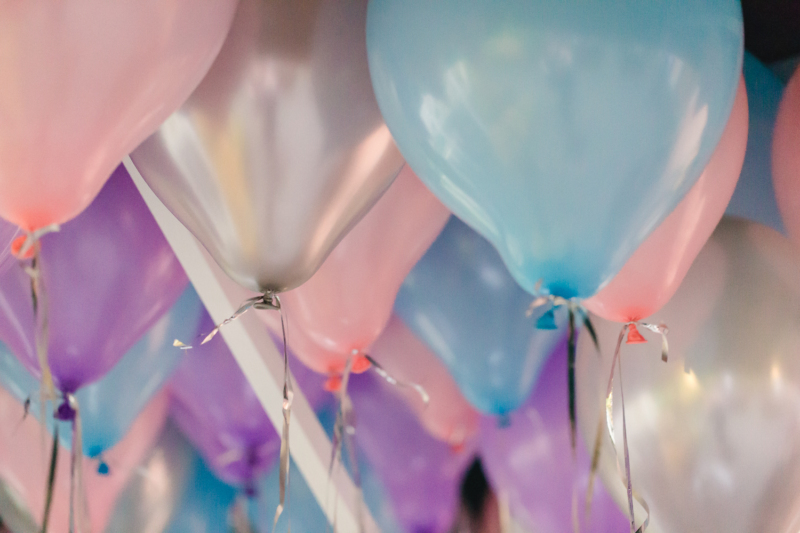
[
  {"left": 626, "top": 323, "right": 648, "bottom": 344},
  {"left": 323, "top": 374, "right": 343, "bottom": 393},
  {"left": 54, "top": 397, "right": 77, "bottom": 422},
  {"left": 535, "top": 308, "right": 559, "bottom": 329},
  {"left": 97, "top": 460, "right": 110, "bottom": 476},
  {"left": 10, "top": 235, "right": 34, "bottom": 260},
  {"left": 351, "top": 354, "right": 372, "bottom": 374}
]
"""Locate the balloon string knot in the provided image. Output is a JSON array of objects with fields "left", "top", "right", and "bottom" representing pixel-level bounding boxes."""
[{"left": 54, "top": 393, "right": 77, "bottom": 422}]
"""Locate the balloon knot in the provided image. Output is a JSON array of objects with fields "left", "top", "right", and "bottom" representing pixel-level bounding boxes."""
[
  {"left": 323, "top": 374, "right": 342, "bottom": 393},
  {"left": 351, "top": 355, "right": 372, "bottom": 374},
  {"left": 626, "top": 323, "right": 647, "bottom": 344},
  {"left": 54, "top": 397, "right": 76, "bottom": 421},
  {"left": 244, "top": 480, "right": 258, "bottom": 499},
  {"left": 10, "top": 235, "right": 34, "bottom": 260},
  {"left": 535, "top": 308, "right": 558, "bottom": 330},
  {"left": 97, "top": 460, "right": 110, "bottom": 476}
]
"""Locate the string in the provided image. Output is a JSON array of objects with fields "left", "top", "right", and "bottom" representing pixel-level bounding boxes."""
[
  {"left": 40, "top": 424, "right": 59, "bottom": 533},
  {"left": 363, "top": 355, "right": 429, "bottom": 405},
  {"left": 272, "top": 295, "right": 293, "bottom": 533}
]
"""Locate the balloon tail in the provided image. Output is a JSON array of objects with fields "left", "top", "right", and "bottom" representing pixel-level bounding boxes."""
[
  {"left": 567, "top": 304, "right": 577, "bottom": 455},
  {"left": 175, "top": 293, "right": 279, "bottom": 348},
  {"left": 272, "top": 295, "right": 293, "bottom": 533},
  {"left": 626, "top": 324, "right": 647, "bottom": 344},
  {"left": 617, "top": 345, "right": 636, "bottom": 533},
  {"left": 363, "top": 354, "right": 429, "bottom": 405},
  {"left": 40, "top": 423, "right": 59, "bottom": 533}
]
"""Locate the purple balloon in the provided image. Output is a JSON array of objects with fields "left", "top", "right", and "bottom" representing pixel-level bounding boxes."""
[
  {"left": 0, "top": 165, "right": 188, "bottom": 392},
  {"left": 349, "top": 371, "right": 476, "bottom": 533},
  {"left": 479, "top": 339, "right": 629, "bottom": 532},
  {"left": 169, "top": 312, "right": 280, "bottom": 489}
]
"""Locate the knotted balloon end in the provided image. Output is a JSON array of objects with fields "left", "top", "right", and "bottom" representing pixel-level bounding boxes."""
[
  {"left": 536, "top": 308, "right": 558, "bottom": 329},
  {"left": 323, "top": 374, "right": 342, "bottom": 393},
  {"left": 626, "top": 324, "right": 647, "bottom": 344},
  {"left": 351, "top": 354, "right": 372, "bottom": 374},
  {"left": 97, "top": 460, "right": 110, "bottom": 476},
  {"left": 11, "top": 235, "right": 34, "bottom": 260},
  {"left": 54, "top": 396, "right": 77, "bottom": 422}
]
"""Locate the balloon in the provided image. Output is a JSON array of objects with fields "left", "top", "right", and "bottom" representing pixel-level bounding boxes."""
[
  {"left": 367, "top": 0, "right": 744, "bottom": 300},
  {"left": 0, "top": 164, "right": 188, "bottom": 392},
  {"left": 349, "top": 371, "right": 476, "bottom": 533},
  {"left": 577, "top": 218, "right": 800, "bottom": 533},
  {"left": 726, "top": 53, "right": 787, "bottom": 233},
  {"left": 0, "top": 0, "right": 237, "bottom": 231},
  {"left": 163, "top": 445, "right": 238, "bottom": 533},
  {"left": 369, "top": 315, "right": 480, "bottom": 446},
  {"left": 395, "top": 217, "right": 566, "bottom": 415},
  {"left": 773, "top": 66, "right": 800, "bottom": 240},
  {"left": 0, "top": 387, "right": 169, "bottom": 533},
  {"left": 169, "top": 313, "right": 280, "bottom": 488},
  {"left": 259, "top": 164, "right": 450, "bottom": 378},
  {"left": 105, "top": 424, "right": 195, "bottom": 533},
  {"left": 0, "top": 285, "right": 202, "bottom": 460},
  {"left": 131, "top": 0, "right": 404, "bottom": 295},
  {"left": 480, "top": 339, "right": 628, "bottom": 533},
  {"left": 584, "top": 78, "right": 748, "bottom": 323}
]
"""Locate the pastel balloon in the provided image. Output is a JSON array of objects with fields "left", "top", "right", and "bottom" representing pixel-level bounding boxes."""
[
  {"left": 367, "top": 0, "right": 744, "bottom": 300},
  {"left": 369, "top": 315, "right": 480, "bottom": 446},
  {"left": 260, "top": 165, "right": 450, "bottom": 377},
  {"left": 0, "top": 285, "right": 201, "bottom": 460},
  {"left": 480, "top": 339, "right": 628, "bottom": 533},
  {"left": 584, "top": 77, "right": 748, "bottom": 323},
  {"left": 395, "top": 217, "right": 566, "bottom": 415},
  {"left": 0, "top": 387, "right": 169, "bottom": 533},
  {"left": 169, "top": 313, "right": 280, "bottom": 488},
  {"left": 0, "top": 165, "right": 188, "bottom": 392},
  {"left": 131, "top": 0, "right": 404, "bottom": 295},
  {"left": 726, "top": 53, "right": 786, "bottom": 233},
  {"left": 773, "top": 67, "right": 800, "bottom": 239},
  {"left": 577, "top": 218, "right": 800, "bottom": 533},
  {"left": 105, "top": 424, "right": 195, "bottom": 533},
  {"left": 350, "top": 371, "right": 476, "bottom": 533},
  {"left": 0, "top": 0, "right": 237, "bottom": 230}
]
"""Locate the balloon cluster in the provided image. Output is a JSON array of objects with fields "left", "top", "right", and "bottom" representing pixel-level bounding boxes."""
[{"left": 1, "top": 1, "right": 800, "bottom": 533}]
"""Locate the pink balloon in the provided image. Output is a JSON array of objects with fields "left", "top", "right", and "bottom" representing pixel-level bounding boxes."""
[
  {"left": 584, "top": 78, "right": 748, "bottom": 323},
  {"left": 260, "top": 165, "right": 450, "bottom": 380},
  {"left": 0, "top": 0, "right": 237, "bottom": 230},
  {"left": 773, "top": 68, "right": 800, "bottom": 240},
  {"left": 0, "top": 388, "right": 168, "bottom": 533},
  {"left": 369, "top": 315, "right": 480, "bottom": 446}
]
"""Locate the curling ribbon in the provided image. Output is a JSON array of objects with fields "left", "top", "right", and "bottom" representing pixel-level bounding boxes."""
[
  {"left": 527, "top": 280, "right": 600, "bottom": 453},
  {"left": 11, "top": 225, "right": 61, "bottom": 403},
  {"left": 53, "top": 393, "right": 90, "bottom": 533},
  {"left": 271, "top": 294, "right": 293, "bottom": 533},
  {"left": 586, "top": 321, "right": 668, "bottom": 533}
]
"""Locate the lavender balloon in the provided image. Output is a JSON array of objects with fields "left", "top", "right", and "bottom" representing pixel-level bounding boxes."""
[
  {"left": 169, "top": 312, "right": 280, "bottom": 490},
  {"left": 479, "top": 339, "right": 628, "bottom": 532},
  {"left": 349, "top": 371, "right": 475, "bottom": 533},
  {"left": 0, "top": 164, "right": 188, "bottom": 392}
]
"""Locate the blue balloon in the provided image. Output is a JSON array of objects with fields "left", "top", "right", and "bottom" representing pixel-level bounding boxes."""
[
  {"left": 0, "top": 285, "right": 203, "bottom": 462},
  {"left": 394, "top": 217, "right": 565, "bottom": 415},
  {"left": 164, "top": 449, "right": 238, "bottom": 533},
  {"left": 367, "top": 0, "right": 744, "bottom": 299},
  {"left": 725, "top": 53, "right": 786, "bottom": 233}
]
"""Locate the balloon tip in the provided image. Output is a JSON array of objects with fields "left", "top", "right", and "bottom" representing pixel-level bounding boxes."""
[{"left": 626, "top": 324, "right": 647, "bottom": 344}]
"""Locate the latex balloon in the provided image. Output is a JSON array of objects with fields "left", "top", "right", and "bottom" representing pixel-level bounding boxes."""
[
  {"left": 131, "top": 0, "right": 404, "bottom": 295},
  {"left": 0, "top": 387, "right": 169, "bottom": 533},
  {"left": 577, "top": 218, "right": 800, "bottom": 533},
  {"left": 0, "top": 285, "right": 201, "bottom": 460},
  {"left": 395, "top": 217, "right": 566, "bottom": 415},
  {"left": 480, "top": 339, "right": 628, "bottom": 533},
  {"left": 163, "top": 446, "right": 238, "bottom": 533},
  {"left": 367, "top": 0, "right": 744, "bottom": 300},
  {"left": 104, "top": 424, "right": 195, "bottom": 533},
  {"left": 584, "top": 78, "right": 748, "bottom": 323},
  {"left": 0, "top": 0, "right": 237, "bottom": 231},
  {"left": 350, "top": 371, "right": 476, "bottom": 533},
  {"left": 773, "top": 67, "right": 800, "bottom": 239},
  {"left": 369, "top": 315, "right": 480, "bottom": 446},
  {"left": 169, "top": 313, "right": 280, "bottom": 488},
  {"left": 259, "top": 164, "right": 450, "bottom": 378},
  {"left": 0, "top": 165, "right": 188, "bottom": 392},
  {"left": 726, "top": 53, "right": 787, "bottom": 233}
]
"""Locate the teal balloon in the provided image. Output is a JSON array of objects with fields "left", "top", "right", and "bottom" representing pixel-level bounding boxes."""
[
  {"left": 164, "top": 450, "right": 238, "bottom": 533},
  {"left": 367, "top": 0, "right": 744, "bottom": 299},
  {"left": 0, "top": 285, "right": 203, "bottom": 461},
  {"left": 394, "top": 217, "right": 566, "bottom": 415},
  {"left": 725, "top": 53, "right": 786, "bottom": 234}
]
